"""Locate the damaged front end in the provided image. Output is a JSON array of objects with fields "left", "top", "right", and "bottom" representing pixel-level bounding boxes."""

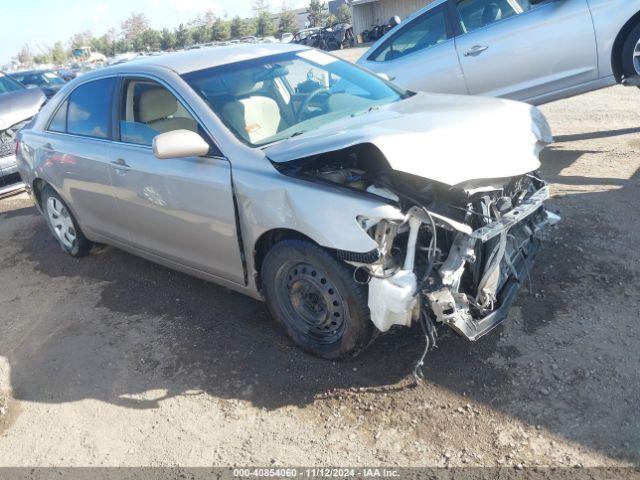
[
  {"left": 267, "top": 92, "right": 559, "bottom": 342},
  {"left": 273, "top": 142, "right": 559, "bottom": 341},
  {"left": 359, "top": 172, "right": 559, "bottom": 340}
]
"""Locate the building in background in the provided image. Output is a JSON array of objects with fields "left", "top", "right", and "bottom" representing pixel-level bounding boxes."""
[
  {"left": 272, "top": 8, "right": 311, "bottom": 32},
  {"left": 351, "top": 0, "right": 434, "bottom": 40}
]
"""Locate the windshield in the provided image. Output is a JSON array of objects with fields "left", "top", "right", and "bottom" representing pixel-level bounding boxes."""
[
  {"left": 182, "top": 49, "right": 407, "bottom": 147},
  {"left": 12, "top": 71, "right": 64, "bottom": 87},
  {"left": 0, "top": 73, "right": 25, "bottom": 95},
  {"left": 42, "top": 71, "right": 65, "bottom": 85}
]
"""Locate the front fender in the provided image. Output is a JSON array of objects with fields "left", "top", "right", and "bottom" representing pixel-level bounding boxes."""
[{"left": 235, "top": 169, "right": 404, "bottom": 254}]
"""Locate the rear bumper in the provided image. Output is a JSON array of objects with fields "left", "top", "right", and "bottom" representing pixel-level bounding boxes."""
[
  {"left": 0, "top": 181, "right": 25, "bottom": 198},
  {"left": 0, "top": 154, "right": 25, "bottom": 198}
]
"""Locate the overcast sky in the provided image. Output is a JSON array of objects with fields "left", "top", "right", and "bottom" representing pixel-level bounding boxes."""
[{"left": 2, "top": 0, "right": 307, "bottom": 65}]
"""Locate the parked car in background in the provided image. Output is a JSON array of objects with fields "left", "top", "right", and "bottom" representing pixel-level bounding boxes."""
[
  {"left": 55, "top": 68, "right": 77, "bottom": 82},
  {"left": 358, "top": 0, "right": 640, "bottom": 105},
  {"left": 16, "top": 44, "right": 558, "bottom": 359},
  {"left": 361, "top": 16, "right": 402, "bottom": 43},
  {"left": 308, "top": 23, "right": 356, "bottom": 51},
  {"left": 280, "top": 32, "right": 294, "bottom": 43},
  {"left": 292, "top": 28, "right": 322, "bottom": 46},
  {"left": 0, "top": 72, "right": 46, "bottom": 197},
  {"left": 9, "top": 69, "right": 66, "bottom": 99}
]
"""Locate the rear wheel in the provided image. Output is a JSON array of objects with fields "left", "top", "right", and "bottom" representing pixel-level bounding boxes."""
[
  {"left": 621, "top": 23, "right": 640, "bottom": 77},
  {"left": 41, "top": 186, "right": 92, "bottom": 257},
  {"left": 261, "top": 239, "right": 376, "bottom": 359}
]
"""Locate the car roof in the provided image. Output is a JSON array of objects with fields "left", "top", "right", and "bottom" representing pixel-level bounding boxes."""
[{"left": 100, "top": 43, "right": 310, "bottom": 76}]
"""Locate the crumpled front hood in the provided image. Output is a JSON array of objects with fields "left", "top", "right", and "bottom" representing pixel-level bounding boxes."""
[
  {"left": 265, "top": 92, "right": 553, "bottom": 186},
  {"left": 0, "top": 88, "right": 46, "bottom": 131}
]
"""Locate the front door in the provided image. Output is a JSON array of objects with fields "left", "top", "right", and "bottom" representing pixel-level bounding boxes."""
[
  {"left": 454, "top": 0, "right": 597, "bottom": 102},
  {"left": 359, "top": 3, "right": 468, "bottom": 95},
  {"left": 108, "top": 77, "right": 245, "bottom": 284}
]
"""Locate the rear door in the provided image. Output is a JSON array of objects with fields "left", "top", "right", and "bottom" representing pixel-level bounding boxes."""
[
  {"left": 107, "top": 76, "right": 245, "bottom": 284},
  {"left": 40, "top": 77, "right": 128, "bottom": 241},
  {"left": 359, "top": 3, "right": 468, "bottom": 94},
  {"left": 454, "top": 0, "right": 597, "bottom": 102}
]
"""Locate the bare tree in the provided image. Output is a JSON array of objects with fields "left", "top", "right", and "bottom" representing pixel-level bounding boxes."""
[
  {"left": 17, "top": 44, "right": 33, "bottom": 67},
  {"left": 121, "top": 12, "right": 150, "bottom": 45},
  {"left": 252, "top": 0, "right": 270, "bottom": 14},
  {"left": 307, "top": 0, "right": 329, "bottom": 27},
  {"left": 278, "top": 2, "right": 298, "bottom": 35}
]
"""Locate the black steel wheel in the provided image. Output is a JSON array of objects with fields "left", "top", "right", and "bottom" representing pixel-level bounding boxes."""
[{"left": 261, "top": 239, "right": 376, "bottom": 359}]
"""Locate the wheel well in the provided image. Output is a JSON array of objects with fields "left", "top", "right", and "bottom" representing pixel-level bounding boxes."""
[
  {"left": 253, "top": 228, "right": 318, "bottom": 291},
  {"left": 32, "top": 178, "right": 47, "bottom": 209},
  {"left": 612, "top": 11, "right": 640, "bottom": 82}
]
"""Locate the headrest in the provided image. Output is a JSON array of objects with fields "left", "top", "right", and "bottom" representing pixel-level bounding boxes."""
[
  {"left": 139, "top": 88, "right": 178, "bottom": 123},
  {"left": 224, "top": 71, "right": 263, "bottom": 97}
]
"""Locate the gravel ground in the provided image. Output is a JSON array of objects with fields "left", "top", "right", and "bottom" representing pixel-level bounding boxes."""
[{"left": 0, "top": 83, "right": 639, "bottom": 468}]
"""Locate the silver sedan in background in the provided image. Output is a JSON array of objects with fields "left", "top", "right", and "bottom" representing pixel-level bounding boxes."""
[{"left": 358, "top": 0, "right": 640, "bottom": 105}]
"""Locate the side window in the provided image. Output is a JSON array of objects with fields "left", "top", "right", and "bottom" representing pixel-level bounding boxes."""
[
  {"left": 370, "top": 8, "right": 449, "bottom": 62},
  {"left": 118, "top": 79, "right": 198, "bottom": 146},
  {"left": 67, "top": 78, "right": 115, "bottom": 139},
  {"left": 456, "top": 0, "right": 533, "bottom": 33},
  {"left": 48, "top": 101, "right": 68, "bottom": 133}
]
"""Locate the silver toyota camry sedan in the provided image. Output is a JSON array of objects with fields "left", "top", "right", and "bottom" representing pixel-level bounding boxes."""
[{"left": 17, "top": 44, "right": 558, "bottom": 359}]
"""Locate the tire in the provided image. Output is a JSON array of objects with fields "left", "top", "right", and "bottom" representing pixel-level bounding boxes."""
[
  {"left": 326, "top": 38, "right": 341, "bottom": 51},
  {"left": 261, "top": 239, "right": 376, "bottom": 359},
  {"left": 41, "top": 186, "right": 92, "bottom": 257},
  {"left": 621, "top": 23, "right": 640, "bottom": 77}
]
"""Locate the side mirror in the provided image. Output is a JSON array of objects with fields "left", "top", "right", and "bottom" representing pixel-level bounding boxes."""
[{"left": 152, "top": 129, "right": 210, "bottom": 159}]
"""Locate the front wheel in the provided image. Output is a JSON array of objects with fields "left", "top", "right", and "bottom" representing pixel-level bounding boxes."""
[
  {"left": 261, "top": 239, "right": 376, "bottom": 359},
  {"left": 621, "top": 23, "right": 640, "bottom": 77},
  {"left": 41, "top": 186, "right": 92, "bottom": 257}
]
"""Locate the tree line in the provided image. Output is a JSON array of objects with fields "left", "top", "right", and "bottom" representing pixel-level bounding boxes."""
[{"left": 15, "top": 0, "right": 352, "bottom": 67}]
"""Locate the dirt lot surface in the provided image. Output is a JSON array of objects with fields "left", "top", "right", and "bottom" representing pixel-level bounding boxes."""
[{"left": 1, "top": 84, "right": 640, "bottom": 468}]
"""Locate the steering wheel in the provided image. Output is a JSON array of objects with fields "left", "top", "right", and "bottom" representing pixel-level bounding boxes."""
[{"left": 296, "top": 87, "right": 331, "bottom": 122}]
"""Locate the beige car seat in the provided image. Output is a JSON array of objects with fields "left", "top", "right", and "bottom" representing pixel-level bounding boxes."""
[
  {"left": 220, "top": 73, "right": 281, "bottom": 144},
  {"left": 138, "top": 88, "right": 197, "bottom": 134}
]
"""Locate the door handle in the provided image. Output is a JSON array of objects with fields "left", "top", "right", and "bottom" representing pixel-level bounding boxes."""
[
  {"left": 110, "top": 158, "right": 131, "bottom": 174},
  {"left": 464, "top": 45, "right": 489, "bottom": 57}
]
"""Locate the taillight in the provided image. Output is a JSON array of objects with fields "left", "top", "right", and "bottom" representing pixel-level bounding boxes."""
[{"left": 15, "top": 139, "right": 20, "bottom": 157}]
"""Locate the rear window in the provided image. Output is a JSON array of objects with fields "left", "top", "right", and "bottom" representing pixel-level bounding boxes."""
[
  {"left": 48, "top": 100, "right": 68, "bottom": 133},
  {"left": 66, "top": 78, "right": 115, "bottom": 139}
]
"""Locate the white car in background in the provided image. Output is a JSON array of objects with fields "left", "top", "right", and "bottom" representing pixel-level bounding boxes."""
[{"left": 358, "top": 0, "right": 640, "bottom": 105}]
